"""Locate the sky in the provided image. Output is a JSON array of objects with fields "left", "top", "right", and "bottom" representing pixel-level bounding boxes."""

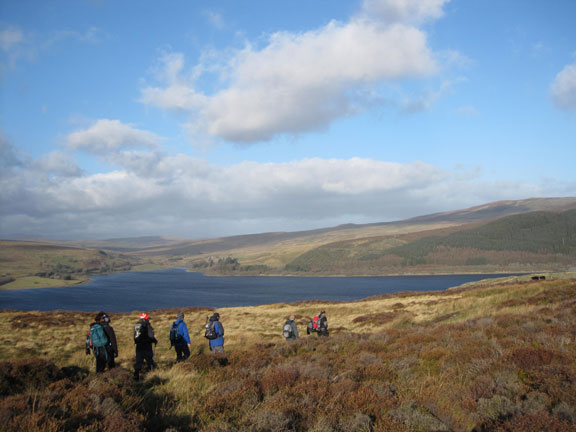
[{"left": 1, "top": 0, "right": 575, "bottom": 241}]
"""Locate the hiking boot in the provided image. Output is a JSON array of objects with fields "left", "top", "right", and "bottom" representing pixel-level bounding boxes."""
[{"left": 133, "top": 370, "right": 140, "bottom": 381}]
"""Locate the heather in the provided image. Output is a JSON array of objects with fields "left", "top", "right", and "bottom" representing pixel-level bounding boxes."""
[{"left": 0, "top": 275, "right": 575, "bottom": 431}]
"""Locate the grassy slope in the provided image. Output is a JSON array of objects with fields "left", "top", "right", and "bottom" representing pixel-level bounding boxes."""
[
  {"left": 0, "top": 240, "right": 165, "bottom": 290},
  {"left": 263, "top": 210, "right": 576, "bottom": 275},
  {"left": 1, "top": 274, "right": 575, "bottom": 431}
]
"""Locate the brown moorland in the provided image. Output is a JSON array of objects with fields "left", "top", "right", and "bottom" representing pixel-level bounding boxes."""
[{"left": 0, "top": 274, "right": 575, "bottom": 431}]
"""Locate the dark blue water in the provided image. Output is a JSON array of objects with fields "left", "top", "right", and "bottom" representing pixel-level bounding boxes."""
[{"left": 0, "top": 269, "right": 519, "bottom": 312}]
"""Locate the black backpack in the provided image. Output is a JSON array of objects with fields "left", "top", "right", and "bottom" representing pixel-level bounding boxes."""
[
  {"left": 134, "top": 322, "right": 148, "bottom": 343},
  {"left": 170, "top": 322, "right": 183, "bottom": 346},
  {"left": 204, "top": 320, "right": 218, "bottom": 340}
]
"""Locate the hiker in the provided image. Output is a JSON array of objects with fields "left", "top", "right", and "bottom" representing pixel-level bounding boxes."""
[
  {"left": 100, "top": 312, "right": 118, "bottom": 369},
  {"left": 307, "top": 311, "right": 329, "bottom": 337},
  {"left": 133, "top": 312, "right": 157, "bottom": 380},
  {"left": 87, "top": 311, "right": 117, "bottom": 372},
  {"left": 170, "top": 312, "right": 191, "bottom": 362},
  {"left": 316, "top": 311, "right": 329, "bottom": 337},
  {"left": 283, "top": 314, "right": 299, "bottom": 341},
  {"left": 205, "top": 312, "right": 225, "bottom": 354}
]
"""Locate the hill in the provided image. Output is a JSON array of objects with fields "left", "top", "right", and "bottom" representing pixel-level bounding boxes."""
[
  {"left": 285, "top": 209, "right": 576, "bottom": 275},
  {"left": 123, "top": 197, "right": 575, "bottom": 275},
  {"left": 2, "top": 197, "right": 575, "bottom": 287},
  {"left": 0, "top": 274, "right": 574, "bottom": 431},
  {"left": 0, "top": 240, "right": 151, "bottom": 290}
]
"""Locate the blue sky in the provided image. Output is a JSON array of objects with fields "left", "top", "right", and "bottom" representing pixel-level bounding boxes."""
[{"left": 1, "top": 0, "right": 575, "bottom": 240}]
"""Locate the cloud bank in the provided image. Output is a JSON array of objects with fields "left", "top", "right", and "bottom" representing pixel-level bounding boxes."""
[{"left": 1, "top": 122, "right": 570, "bottom": 240}]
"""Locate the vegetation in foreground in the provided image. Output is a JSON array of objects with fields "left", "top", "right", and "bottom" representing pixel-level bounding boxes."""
[{"left": 0, "top": 275, "right": 575, "bottom": 431}]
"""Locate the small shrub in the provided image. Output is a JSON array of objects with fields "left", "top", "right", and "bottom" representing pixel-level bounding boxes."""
[
  {"left": 493, "top": 413, "right": 574, "bottom": 432},
  {"left": 0, "top": 358, "right": 64, "bottom": 396},
  {"left": 477, "top": 395, "right": 517, "bottom": 422},
  {"left": 508, "top": 347, "right": 565, "bottom": 370}
]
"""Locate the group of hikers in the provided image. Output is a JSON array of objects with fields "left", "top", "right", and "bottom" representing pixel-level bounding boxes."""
[{"left": 86, "top": 310, "right": 328, "bottom": 379}]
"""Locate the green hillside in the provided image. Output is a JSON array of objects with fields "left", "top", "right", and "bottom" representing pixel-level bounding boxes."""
[
  {"left": 384, "top": 210, "right": 576, "bottom": 263},
  {"left": 285, "top": 210, "right": 576, "bottom": 275}
]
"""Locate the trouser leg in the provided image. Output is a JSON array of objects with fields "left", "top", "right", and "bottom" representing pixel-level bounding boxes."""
[{"left": 95, "top": 348, "right": 107, "bottom": 373}]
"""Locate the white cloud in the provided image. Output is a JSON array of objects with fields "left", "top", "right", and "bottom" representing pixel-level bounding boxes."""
[
  {"left": 203, "top": 10, "right": 226, "bottom": 30},
  {"left": 141, "top": 0, "right": 451, "bottom": 144},
  {"left": 360, "top": 0, "right": 450, "bottom": 25},
  {"left": 1, "top": 146, "right": 570, "bottom": 240},
  {"left": 550, "top": 61, "right": 576, "bottom": 111},
  {"left": 66, "top": 119, "right": 164, "bottom": 154},
  {"left": 0, "top": 25, "right": 24, "bottom": 51},
  {"left": 32, "top": 151, "right": 83, "bottom": 177}
]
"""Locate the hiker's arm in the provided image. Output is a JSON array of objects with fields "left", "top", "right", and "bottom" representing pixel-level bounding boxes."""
[{"left": 182, "top": 322, "right": 191, "bottom": 345}]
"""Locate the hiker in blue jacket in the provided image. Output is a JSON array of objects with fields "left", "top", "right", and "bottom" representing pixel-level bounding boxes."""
[
  {"left": 171, "top": 312, "right": 191, "bottom": 362},
  {"left": 208, "top": 312, "right": 225, "bottom": 354}
]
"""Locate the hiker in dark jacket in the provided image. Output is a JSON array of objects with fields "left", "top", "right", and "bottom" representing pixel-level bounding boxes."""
[
  {"left": 133, "top": 312, "right": 157, "bottom": 380},
  {"left": 87, "top": 312, "right": 109, "bottom": 373},
  {"left": 283, "top": 315, "right": 299, "bottom": 341},
  {"left": 208, "top": 313, "right": 224, "bottom": 353},
  {"left": 317, "top": 311, "right": 329, "bottom": 337},
  {"left": 101, "top": 312, "right": 118, "bottom": 369},
  {"left": 171, "top": 312, "right": 191, "bottom": 362}
]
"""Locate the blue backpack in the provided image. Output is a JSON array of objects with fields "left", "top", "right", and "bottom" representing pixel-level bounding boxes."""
[{"left": 89, "top": 323, "right": 108, "bottom": 348}]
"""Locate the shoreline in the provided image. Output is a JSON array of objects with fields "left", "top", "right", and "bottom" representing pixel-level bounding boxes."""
[{"left": 0, "top": 267, "right": 552, "bottom": 291}]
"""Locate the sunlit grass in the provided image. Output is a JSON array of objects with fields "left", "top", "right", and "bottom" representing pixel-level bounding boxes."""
[{"left": 1, "top": 275, "right": 575, "bottom": 431}]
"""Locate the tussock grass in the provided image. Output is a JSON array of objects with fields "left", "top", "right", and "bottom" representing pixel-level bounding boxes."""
[{"left": 1, "top": 275, "right": 575, "bottom": 431}]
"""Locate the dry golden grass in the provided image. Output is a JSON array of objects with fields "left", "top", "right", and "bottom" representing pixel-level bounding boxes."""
[{"left": 1, "top": 274, "right": 575, "bottom": 431}]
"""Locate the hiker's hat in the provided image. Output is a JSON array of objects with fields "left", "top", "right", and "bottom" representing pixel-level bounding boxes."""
[
  {"left": 177, "top": 312, "right": 184, "bottom": 319},
  {"left": 140, "top": 312, "right": 149, "bottom": 320}
]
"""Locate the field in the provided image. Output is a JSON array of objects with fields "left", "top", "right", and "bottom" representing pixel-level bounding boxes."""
[{"left": 1, "top": 274, "right": 575, "bottom": 431}]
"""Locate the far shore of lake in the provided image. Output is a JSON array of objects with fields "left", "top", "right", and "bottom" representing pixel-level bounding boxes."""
[{"left": 0, "top": 266, "right": 556, "bottom": 291}]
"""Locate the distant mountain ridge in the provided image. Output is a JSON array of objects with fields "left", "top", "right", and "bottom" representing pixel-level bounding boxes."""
[{"left": 121, "top": 197, "right": 576, "bottom": 256}]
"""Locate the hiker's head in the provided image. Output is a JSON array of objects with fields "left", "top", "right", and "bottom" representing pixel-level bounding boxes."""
[
  {"left": 213, "top": 312, "right": 220, "bottom": 320},
  {"left": 95, "top": 311, "right": 105, "bottom": 322},
  {"left": 289, "top": 315, "right": 295, "bottom": 321},
  {"left": 101, "top": 313, "right": 110, "bottom": 323},
  {"left": 177, "top": 312, "right": 184, "bottom": 320},
  {"left": 140, "top": 312, "right": 149, "bottom": 320}
]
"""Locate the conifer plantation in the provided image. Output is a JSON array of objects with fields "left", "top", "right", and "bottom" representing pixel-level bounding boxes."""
[{"left": 1, "top": 275, "right": 575, "bottom": 431}]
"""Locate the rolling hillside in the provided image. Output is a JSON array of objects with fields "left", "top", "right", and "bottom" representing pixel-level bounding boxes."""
[
  {"left": 285, "top": 210, "right": 576, "bottom": 275},
  {"left": 0, "top": 240, "right": 148, "bottom": 290},
  {"left": 2, "top": 197, "right": 575, "bottom": 287},
  {"left": 128, "top": 197, "right": 576, "bottom": 274}
]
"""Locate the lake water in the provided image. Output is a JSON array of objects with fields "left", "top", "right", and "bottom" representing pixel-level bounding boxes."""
[{"left": 0, "top": 269, "right": 521, "bottom": 313}]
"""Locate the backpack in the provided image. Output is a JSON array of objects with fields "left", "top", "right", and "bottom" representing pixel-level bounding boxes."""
[
  {"left": 134, "top": 322, "right": 147, "bottom": 343},
  {"left": 170, "top": 322, "right": 183, "bottom": 345},
  {"left": 312, "top": 315, "right": 320, "bottom": 330},
  {"left": 307, "top": 320, "right": 315, "bottom": 334},
  {"left": 283, "top": 322, "right": 294, "bottom": 338},
  {"left": 89, "top": 323, "right": 108, "bottom": 348},
  {"left": 204, "top": 320, "right": 218, "bottom": 340}
]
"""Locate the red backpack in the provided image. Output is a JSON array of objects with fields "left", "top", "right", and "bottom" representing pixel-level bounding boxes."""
[{"left": 312, "top": 315, "right": 320, "bottom": 330}]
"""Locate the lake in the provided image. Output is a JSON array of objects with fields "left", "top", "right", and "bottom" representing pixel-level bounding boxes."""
[{"left": 0, "top": 269, "right": 521, "bottom": 313}]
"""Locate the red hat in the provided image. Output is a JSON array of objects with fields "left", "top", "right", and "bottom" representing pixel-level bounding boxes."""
[{"left": 140, "top": 313, "right": 149, "bottom": 320}]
